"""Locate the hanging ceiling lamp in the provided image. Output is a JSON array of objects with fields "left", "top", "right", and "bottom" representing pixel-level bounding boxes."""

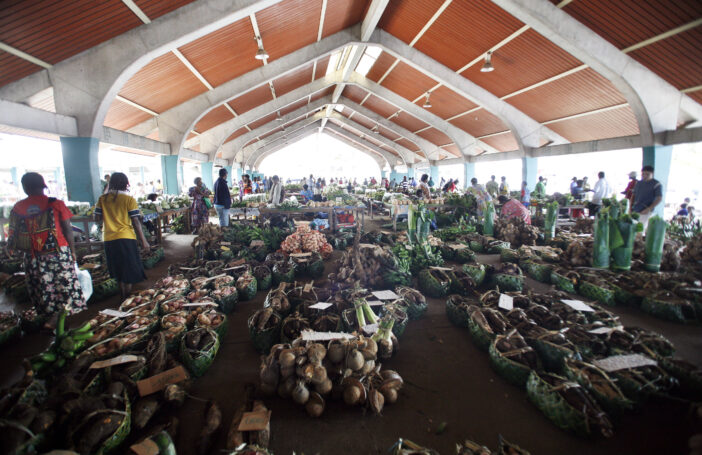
[
  {"left": 481, "top": 51, "right": 494, "bottom": 73},
  {"left": 254, "top": 36, "right": 269, "bottom": 60},
  {"left": 423, "top": 92, "right": 432, "bottom": 108},
  {"left": 372, "top": 125, "right": 380, "bottom": 134}
]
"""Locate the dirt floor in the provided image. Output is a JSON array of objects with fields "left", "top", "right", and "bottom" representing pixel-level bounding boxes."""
[{"left": 1, "top": 219, "right": 701, "bottom": 455}]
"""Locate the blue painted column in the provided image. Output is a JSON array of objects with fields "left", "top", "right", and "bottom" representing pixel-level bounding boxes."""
[
  {"left": 463, "top": 161, "right": 475, "bottom": 190},
  {"left": 224, "top": 166, "right": 233, "bottom": 186},
  {"left": 161, "top": 155, "right": 180, "bottom": 195},
  {"left": 10, "top": 167, "right": 21, "bottom": 194},
  {"left": 235, "top": 167, "right": 243, "bottom": 182},
  {"left": 406, "top": 165, "right": 415, "bottom": 179},
  {"left": 201, "top": 162, "right": 214, "bottom": 191},
  {"left": 522, "top": 157, "right": 538, "bottom": 190},
  {"left": 429, "top": 165, "right": 439, "bottom": 185},
  {"left": 643, "top": 145, "right": 672, "bottom": 217},
  {"left": 60, "top": 137, "right": 101, "bottom": 204}
]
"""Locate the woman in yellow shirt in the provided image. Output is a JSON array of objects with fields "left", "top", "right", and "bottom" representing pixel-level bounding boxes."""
[{"left": 94, "top": 172, "right": 150, "bottom": 298}]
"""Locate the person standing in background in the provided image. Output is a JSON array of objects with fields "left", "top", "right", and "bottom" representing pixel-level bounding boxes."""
[
  {"left": 8, "top": 173, "right": 86, "bottom": 329},
  {"left": 499, "top": 176, "right": 509, "bottom": 196},
  {"left": 533, "top": 176, "right": 546, "bottom": 198},
  {"left": 417, "top": 174, "right": 431, "bottom": 199},
  {"left": 486, "top": 175, "right": 499, "bottom": 197},
  {"left": 268, "top": 175, "right": 285, "bottom": 205},
  {"left": 570, "top": 177, "right": 578, "bottom": 197},
  {"left": 467, "top": 178, "right": 492, "bottom": 217},
  {"left": 102, "top": 174, "right": 111, "bottom": 194},
  {"left": 621, "top": 171, "right": 637, "bottom": 211},
  {"left": 521, "top": 181, "right": 531, "bottom": 207},
  {"left": 213, "top": 168, "right": 231, "bottom": 227},
  {"left": 188, "top": 177, "right": 211, "bottom": 234},
  {"left": 588, "top": 171, "right": 611, "bottom": 215},
  {"left": 94, "top": 172, "right": 149, "bottom": 299},
  {"left": 632, "top": 165, "right": 662, "bottom": 229},
  {"left": 300, "top": 184, "right": 314, "bottom": 202}
]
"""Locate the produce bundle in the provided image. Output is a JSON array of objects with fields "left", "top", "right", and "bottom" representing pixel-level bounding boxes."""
[
  {"left": 563, "top": 238, "right": 593, "bottom": 267},
  {"left": 544, "top": 201, "right": 559, "bottom": 241},
  {"left": 248, "top": 308, "right": 283, "bottom": 353},
  {"left": 632, "top": 237, "right": 681, "bottom": 271},
  {"left": 280, "top": 225, "right": 333, "bottom": 257},
  {"left": 29, "top": 310, "right": 95, "bottom": 376},
  {"left": 391, "top": 242, "right": 443, "bottom": 275},
  {"left": 258, "top": 337, "right": 404, "bottom": 417},
  {"left": 494, "top": 217, "right": 539, "bottom": 247},
  {"left": 572, "top": 218, "right": 594, "bottom": 234},
  {"left": 331, "top": 242, "right": 403, "bottom": 289},
  {"left": 483, "top": 201, "right": 495, "bottom": 236},
  {"left": 0, "top": 311, "right": 21, "bottom": 346},
  {"left": 643, "top": 215, "right": 667, "bottom": 272}
]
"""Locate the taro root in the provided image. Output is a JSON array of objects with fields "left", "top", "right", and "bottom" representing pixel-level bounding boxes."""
[{"left": 305, "top": 391, "right": 325, "bottom": 417}]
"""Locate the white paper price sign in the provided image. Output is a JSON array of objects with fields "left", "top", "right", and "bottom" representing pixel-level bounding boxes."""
[
  {"left": 182, "top": 302, "right": 218, "bottom": 307},
  {"left": 301, "top": 330, "right": 356, "bottom": 341},
  {"left": 309, "top": 302, "right": 333, "bottom": 310},
  {"left": 593, "top": 354, "right": 657, "bottom": 373},
  {"left": 498, "top": 294, "right": 514, "bottom": 310},
  {"left": 372, "top": 290, "right": 400, "bottom": 300},
  {"left": 362, "top": 323, "right": 379, "bottom": 335},
  {"left": 366, "top": 300, "right": 384, "bottom": 307},
  {"left": 100, "top": 309, "right": 130, "bottom": 318},
  {"left": 561, "top": 299, "right": 595, "bottom": 312}
]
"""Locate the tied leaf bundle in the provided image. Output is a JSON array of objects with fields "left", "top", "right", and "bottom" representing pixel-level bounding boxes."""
[
  {"left": 592, "top": 209, "right": 610, "bottom": 269},
  {"left": 611, "top": 212, "right": 642, "bottom": 271},
  {"left": 544, "top": 201, "right": 559, "bottom": 241},
  {"left": 483, "top": 201, "right": 495, "bottom": 236},
  {"left": 644, "top": 215, "right": 667, "bottom": 272}
]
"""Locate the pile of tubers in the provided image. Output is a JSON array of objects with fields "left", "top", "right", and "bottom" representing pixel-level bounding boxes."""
[
  {"left": 259, "top": 335, "right": 403, "bottom": 417},
  {"left": 494, "top": 217, "right": 540, "bottom": 247}
]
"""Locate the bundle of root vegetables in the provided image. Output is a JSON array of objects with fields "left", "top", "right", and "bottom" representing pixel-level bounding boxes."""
[
  {"left": 329, "top": 242, "right": 401, "bottom": 289},
  {"left": 280, "top": 225, "right": 333, "bottom": 257},
  {"left": 445, "top": 287, "right": 700, "bottom": 438},
  {"left": 494, "top": 217, "right": 540, "bottom": 247},
  {"left": 259, "top": 335, "right": 403, "bottom": 417}
]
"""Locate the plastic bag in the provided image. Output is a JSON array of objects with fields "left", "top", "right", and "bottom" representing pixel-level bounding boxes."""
[
  {"left": 483, "top": 202, "right": 495, "bottom": 236},
  {"left": 644, "top": 215, "right": 667, "bottom": 272},
  {"left": 75, "top": 264, "right": 93, "bottom": 302},
  {"left": 592, "top": 210, "right": 610, "bottom": 268}
]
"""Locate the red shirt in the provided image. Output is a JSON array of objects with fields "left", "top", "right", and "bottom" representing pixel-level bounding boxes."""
[{"left": 12, "top": 195, "right": 73, "bottom": 248}]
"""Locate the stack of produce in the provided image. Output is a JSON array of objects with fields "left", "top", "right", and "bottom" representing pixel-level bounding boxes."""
[
  {"left": 258, "top": 336, "right": 404, "bottom": 417},
  {"left": 0, "top": 311, "right": 21, "bottom": 346},
  {"left": 331, "top": 242, "right": 407, "bottom": 289},
  {"left": 280, "top": 225, "right": 333, "bottom": 257},
  {"left": 494, "top": 217, "right": 540, "bottom": 247},
  {"left": 445, "top": 288, "right": 696, "bottom": 438}
]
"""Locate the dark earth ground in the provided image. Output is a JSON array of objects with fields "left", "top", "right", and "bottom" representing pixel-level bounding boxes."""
[{"left": 1, "top": 216, "right": 701, "bottom": 455}]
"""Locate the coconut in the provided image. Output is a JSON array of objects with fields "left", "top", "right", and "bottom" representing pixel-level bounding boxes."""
[
  {"left": 280, "top": 364, "right": 295, "bottom": 378},
  {"left": 305, "top": 392, "right": 325, "bottom": 417},
  {"left": 292, "top": 380, "right": 310, "bottom": 405},
  {"left": 343, "top": 380, "right": 363, "bottom": 406},
  {"left": 346, "top": 349, "right": 364, "bottom": 371}
]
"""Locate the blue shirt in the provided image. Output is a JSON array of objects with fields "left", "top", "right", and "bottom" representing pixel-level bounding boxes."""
[
  {"left": 632, "top": 179, "right": 662, "bottom": 213},
  {"left": 300, "top": 189, "right": 314, "bottom": 202}
]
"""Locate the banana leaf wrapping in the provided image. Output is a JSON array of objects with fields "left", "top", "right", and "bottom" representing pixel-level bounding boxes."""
[
  {"left": 180, "top": 327, "right": 220, "bottom": 377},
  {"left": 455, "top": 247, "right": 476, "bottom": 264},
  {"left": 611, "top": 221, "right": 637, "bottom": 271},
  {"left": 253, "top": 265, "right": 272, "bottom": 291},
  {"left": 500, "top": 248, "right": 520, "bottom": 264},
  {"left": 544, "top": 201, "right": 558, "bottom": 242},
  {"left": 489, "top": 334, "right": 539, "bottom": 387},
  {"left": 445, "top": 295, "right": 473, "bottom": 328},
  {"left": 612, "top": 283, "right": 640, "bottom": 306},
  {"left": 551, "top": 270, "right": 577, "bottom": 294},
  {"left": 526, "top": 371, "right": 613, "bottom": 438},
  {"left": 90, "top": 278, "right": 119, "bottom": 303},
  {"left": 418, "top": 268, "right": 452, "bottom": 298},
  {"left": 247, "top": 310, "right": 282, "bottom": 354},
  {"left": 449, "top": 270, "right": 478, "bottom": 296},
  {"left": 468, "top": 308, "right": 507, "bottom": 352},
  {"left": 307, "top": 255, "right": 325, "bottom": 278},
  {"left": 142, "top": 247, "right": 165, "bottom": 269},
  {"left": 641, "top": 291, "right": 697, "bottom": 323},
  {"left": 658, "top": 357, "right": 702, "bottom": 399},
  {"left": 487, "top": 240, "right": 511, "bottom": 254},
  {"left": 608, "top": 364, "right": 677, "bottom": 403},
  {"left": 578, "top": 280, "right": 616, "bottom": 307},
  {"left": 592, "top": 211, "right": 610, "bottom": 269},
  {"left": 644, "top": 216, "right": 667, "bottom": 272},
  {"left": 483, "top": 202, "right": 495, "bottom": 236},
  {"left": 76, "top": 390, "right": 131, "bottom": 455},
  {"left": 272, "top": 262, "right": 295, "bottom": 285},
  {"left": 1, "top": 419, "right": 48, "bottom": 454},
  {"left": 524, "top": 260, "right": 552, "bottom": 283},
  {"left": 563, "top": 359, "right": 634, "bottom": 415},
  {"left": 527, "top": 334, "right": 577, "bottom": 373},
  {"left": 195, "top": 312, "right": 228, "bottom": 339},
  {"left": 213, "top": 287, "right": 238, "bottom": 314},
  {"left": 0, "top": 315, "right": 21, "bottom": 346},
  {"left": 235, "top": 273, "right": 258, "bottom": 301},
  {"left": 462, "top": 263, "right": 486, "bottom": 286},
  {"left": 396, "top": 286, "right": 428, "bottom": 320},
  {"left": 469, "top": 240, "right": 485, "bottom": 253},
  {"left": 439, "top": 245, "right": 456, "bottom": 261},
  {"left": 493, "top": 273, "right": 524, "bottom": 293}
]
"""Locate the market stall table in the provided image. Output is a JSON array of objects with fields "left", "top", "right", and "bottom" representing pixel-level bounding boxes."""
[
  {"left": 150, "top": 207, "right": 191, "bottom": 243},
  {"left": 258, "top": 206, "right": 366, "bottom": 232}
]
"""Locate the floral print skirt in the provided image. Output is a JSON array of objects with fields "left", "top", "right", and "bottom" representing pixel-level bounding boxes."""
[{"left": 23, "top": 246, "right": 86, "bottom": 315}]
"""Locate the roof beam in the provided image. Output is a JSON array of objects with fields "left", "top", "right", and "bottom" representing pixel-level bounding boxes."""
[
  {"left": 101, "top": 126, "right": 170, "bottom": 155},
  {"left": 491, "top": 0, "right": 702, "bottom": 145},
  {"left": 0, "top": 42, "right": 52, "bottom": 69},
  {"left": 0, "top": 99, "right": 76, "bottom": 136},
  {"left": 242, "top": 114, "right": 325, "bottom": 166},
  {"left": 326, "top": 112, "right": 413, "bottom": 164},
  {"left": 369, "top": 29, "right": 568, "bottom": 151},
  {"left": 322, "top": 129, "right": 389, "bottom": 169},
  {"left": 121, "top": 0, "right": 151, "bottom": 24}
]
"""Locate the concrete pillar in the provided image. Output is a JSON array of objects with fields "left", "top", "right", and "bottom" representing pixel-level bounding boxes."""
[
  {"left": 201, "top": 162, "right": 214, "bottom": 191},
  {"left": 224, "top": 165, "right": 233, "bottom": 186},
  {"left": 60, "top": 137, "right": 101, "bottom": 204},
  {"left": 10, "top": 167, "right": 22, "bottom": 194},
  {"left": 161, "top": 155, "right": 180, "bottom": 195},
  {"left": 463, "top": 162, "right": 475, "bottom": 190},
  {"left": 406, "top": 165, "right": 415, "bottom": 179},
  {"left": 522, "top": 156, "right": 538, "bottom": 190},
  {"left": 642, "top": 145, "right": 672, "bottom": 217},
  {"left": 429, "top": 165, "right": 439, "bottom": 185},
  {"left": 236, "top": 167, "right": 243, "bottom": 182}
]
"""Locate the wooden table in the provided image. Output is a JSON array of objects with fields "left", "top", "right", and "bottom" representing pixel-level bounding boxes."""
[
  {"left": 389, "top": 204, "right": 454, "bottom": 231},
  {"left": 0, "top": 215, "right": 105, "bottom": 253},
  {"left": 257, "top": 206, "right": 366, "bottom": 232},
  {"left": 151, "top": 207, "right": 190, "bottom": 243}
]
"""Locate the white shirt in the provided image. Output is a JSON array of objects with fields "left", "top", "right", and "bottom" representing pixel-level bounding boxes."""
[{"left": 591, "top": 178, "right": 611, "bottom": 205}]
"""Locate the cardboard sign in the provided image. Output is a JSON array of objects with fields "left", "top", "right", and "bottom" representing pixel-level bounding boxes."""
[
  {"left": 366, "top": 300, "right": 384, "bottom": 306},
  {"left": 362, "top": 323, "right": 379, "bottom": 335},
  {"left": 594, "top": 354, "right": 657, "bottom": 373},
  {"left": 250, "top": 240, "right": 264, "bottom": 248},
  {"left": 238, "top": 410, "right": 272, "bottom": 431},
  {"left": 137, "top": 365, "right": 188, "bottom": 396},
  {"left": 498, "top": 294, "right": 514, "bottom": 311},
  {"left": 90, "top": 354, "right": 140, "bottom": 370},
  {"left": 372, "top": 290, "right": 400, "bottom": 300},
  {"left": 100, "top": 309, "right": 130, "bottom": 318},
  {"left": 561, "top": 299, "right": 595, "bottom": 312},
  {"left": 300, "top": 329, "right": 356, "bottom": 341},
  {"left": 129, "top": 439, "right": 160, "bottom": 455},
  {"left": 220, "top": 241, "right": 231, "bottom": 246},
  {"left": 309, "top": 302, "right": 333, "bottom": 310}
]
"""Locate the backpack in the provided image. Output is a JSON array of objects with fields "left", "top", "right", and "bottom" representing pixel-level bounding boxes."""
[{"left": 7, "top": 198, "right": 60, "bottom": 257}]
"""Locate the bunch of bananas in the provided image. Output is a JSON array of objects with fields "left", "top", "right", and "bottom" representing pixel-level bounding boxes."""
[{"left": 29, "top": 309, "right": 94, "bottom": 375}]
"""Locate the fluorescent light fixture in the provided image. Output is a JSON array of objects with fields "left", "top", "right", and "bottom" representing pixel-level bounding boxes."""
[
  {"left": 372, "top": 125, "right": 380, "bottom": 134},
  {"left": 481, "top": 51, "right": 494, "bottom": 72}
]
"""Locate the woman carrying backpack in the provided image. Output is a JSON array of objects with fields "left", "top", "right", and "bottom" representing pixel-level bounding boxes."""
[{"left": 7, "top": 173, "right": 86, "bottom": 328}]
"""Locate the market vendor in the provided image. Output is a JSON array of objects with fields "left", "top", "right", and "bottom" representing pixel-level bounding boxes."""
[
  {"left": 268, "top": 175, "right": 286, "bottom": 205},
  {"left": 213, "top": 168, "right": 231, "bottom": 227},
  {"left": 417, "top": 173, "right": 431, "bottom": 199},
  {"left": 94, "top": 172, "right": 149, "bottom": 299},
  {"left": 189, "top": 177, "right": 211, "bottom": 234},
  {"left": 632, "top": 165, "right": 662, "bottom": 229},
  {"left": 300, "top": 184, "right": 314, "bottom": 202},
  {"left": 7, "top": 172, "right": 86, "bottom": 329},
  {"left": 467, "top": 178, "right": 492, "bottom": 216},
  {"left": 497, "top": 195, "right": 531, "bottom": 224}
]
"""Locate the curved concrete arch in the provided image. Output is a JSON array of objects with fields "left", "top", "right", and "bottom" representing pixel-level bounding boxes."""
[
  {"left": 491, "top": 0, "right": 702, "bottom": 144},
  {"left": 325, "top": 112, "right": 413, "bottom": 163},
  {"left": 323, "top": 124, "right": 397, "bottom": 167}
]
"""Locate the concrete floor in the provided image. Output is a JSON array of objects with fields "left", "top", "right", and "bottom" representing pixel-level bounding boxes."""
[{"left": 1, "top": 224, "right": 700, "bottom": 454}]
